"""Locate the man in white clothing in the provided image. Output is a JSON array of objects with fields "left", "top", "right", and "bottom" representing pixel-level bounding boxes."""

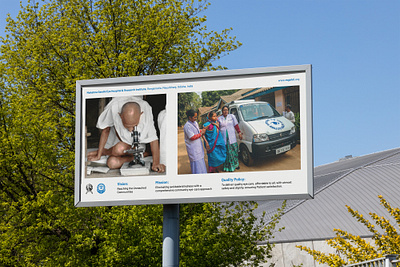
[
  {"left": 87, "top": 96, "right": 164, "bottom": 173},
  {"left": 284, "top": 104, "right": 295, "bottom": 123}
]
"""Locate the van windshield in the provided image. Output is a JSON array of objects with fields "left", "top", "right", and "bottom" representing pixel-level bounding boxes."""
[{"left": 239, "top": 103, "right": 280, "bottom": 121}]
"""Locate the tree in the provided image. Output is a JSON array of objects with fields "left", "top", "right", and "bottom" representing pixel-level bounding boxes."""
[
  {"left": 178, "top": 92, "right": 201, "bottom": 127},
  {"left": 180, "top": 201, "right": 286, "bottom": 267},
  {"left": 201, "top": 89, "right": 239, "bottom": 107},
  {"left": 0, "top": 0, "right": 284, "bottom": 266},
  {"left": 298, "top": 195, "right": 400, "bottom": 267}
]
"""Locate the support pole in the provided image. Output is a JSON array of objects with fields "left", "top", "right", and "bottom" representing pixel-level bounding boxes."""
[
  {"left": 384, "top": 254, "right": 397, "bottom": 267},
  {"left": 162, "top": 204, "right": 179, "bottom": 267}
]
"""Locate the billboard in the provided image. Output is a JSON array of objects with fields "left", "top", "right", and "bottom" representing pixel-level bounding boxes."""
[{"left": 75, "top": 65, "right": 313, "bottom": 207}]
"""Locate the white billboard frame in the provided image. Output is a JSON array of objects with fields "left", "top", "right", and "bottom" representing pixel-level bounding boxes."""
[{"left": 75, "top": 65, "right": 313, "bottom": 207}]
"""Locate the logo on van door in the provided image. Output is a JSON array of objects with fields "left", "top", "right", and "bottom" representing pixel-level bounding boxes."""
[{"left": 265, "top": 119, "right": 285, "bottom": 130}]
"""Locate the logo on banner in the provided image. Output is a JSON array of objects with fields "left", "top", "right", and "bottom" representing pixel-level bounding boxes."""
[
  {"left": 97, "top": 183, "right": 106, "bottom": 194},
  {"left": 265, "top": 119, "right": 285, "bottom": 130},
  {"left": 86, "top": 184, "right": 93, "bottom": 194}
]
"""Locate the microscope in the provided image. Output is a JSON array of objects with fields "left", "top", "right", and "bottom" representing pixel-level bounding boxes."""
[
  {"left": 120, "top": 126, "right": 152, "bottom": 176},
  {"left": 124, "top": 126, "right": 146, "bottom": 167}
]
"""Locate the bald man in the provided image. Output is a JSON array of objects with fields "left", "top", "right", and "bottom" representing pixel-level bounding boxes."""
[{"left": 87, "top": 96, "right": 164, "bottom": 173}]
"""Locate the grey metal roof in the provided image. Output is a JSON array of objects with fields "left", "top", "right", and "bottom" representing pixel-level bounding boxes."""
[{"left": 256, "top": 147, "right": 400, "bottom": 244}]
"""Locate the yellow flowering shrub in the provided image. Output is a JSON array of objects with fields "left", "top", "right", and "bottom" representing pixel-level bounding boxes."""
[{"left": 298, "top": 195, "right": 399, "bottom": 266}]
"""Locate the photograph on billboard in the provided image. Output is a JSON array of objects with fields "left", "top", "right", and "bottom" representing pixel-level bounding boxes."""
[
  {"left": 177, "top": 86, "right": 301, "bottom": 175},
  {"left": 85, "top": 94, "right": 167, "bottom": 178},
  {"left": 75, "top": 65, "right": 313, "bottom": 207}
]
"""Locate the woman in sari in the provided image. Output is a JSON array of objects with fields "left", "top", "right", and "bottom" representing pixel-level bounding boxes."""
[
  {"left": 203, "top": 111, "right": 226, "bottom": 173},
  {"left": 218, "top": 106, "right": 243, "bottom": 171}
]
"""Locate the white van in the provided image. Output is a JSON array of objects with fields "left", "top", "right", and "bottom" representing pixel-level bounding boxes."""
[{"left": 227, "top": 100, "right": 297, "bottom": 166}]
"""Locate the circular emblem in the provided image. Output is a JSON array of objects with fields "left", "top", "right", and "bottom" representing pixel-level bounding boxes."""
[
  {"left": 265, "top": 119, "right": 285, "bottom": 130},
  {"left": 97, "top": 183, "right": 106, "bottom": 194}
]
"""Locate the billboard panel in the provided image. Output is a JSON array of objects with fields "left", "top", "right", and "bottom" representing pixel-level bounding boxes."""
[{"left": 75, "top": 65, "right": 313, "bottom": 207}]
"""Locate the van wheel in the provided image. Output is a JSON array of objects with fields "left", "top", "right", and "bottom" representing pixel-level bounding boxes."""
[{"left": 240, "top": 145, "right": 254, "bottom": 167}]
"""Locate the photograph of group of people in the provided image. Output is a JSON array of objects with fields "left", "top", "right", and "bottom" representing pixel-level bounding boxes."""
[
  {"left": 178, "top": 86, "right": 301, "bottom": 175},
  {"left": 182, "top": 107, "right": 242, "bottom": 174}
]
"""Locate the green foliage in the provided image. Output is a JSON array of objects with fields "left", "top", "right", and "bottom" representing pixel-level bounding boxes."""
[
  {"left": 0, "top": 194, "right": 285, "bottom": 266},
  {"left": 0, "top": 0, "right": 284, "bottom": 265},
  {"left": 178, "top": 92, "right": 201, "bottom": 126},
  {"left": 298, "top": 195, "right": 400, "bottom": 266},
  {"left": 201, "top": 89, "right": 239, "bottom": 107},
  {"left": 180, "top": 201, "right": 286, "bottom": 267},
  {"left": 0, "top": 190, "right": 164, "bottom": 266}
]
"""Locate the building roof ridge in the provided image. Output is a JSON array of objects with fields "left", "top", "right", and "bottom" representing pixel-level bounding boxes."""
[
  {"left": 364, "top": 161, "right": 400, "bottom": 169},
  {"left": 314, "top": 168, "right": 355, "bottom": 178},
  {"left": 272, "top": 148, "right": 400, "bottom": 223},
  {"left": 315, "top": 147, "right": 400, "bottom": 168},
  {"left": 315, "top": 149, "right": 400, "bottom": 195}
]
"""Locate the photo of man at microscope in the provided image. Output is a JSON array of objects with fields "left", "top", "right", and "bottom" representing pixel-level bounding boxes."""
[{"left": 86, "top": 95, "right": 166, "bottom": 177}]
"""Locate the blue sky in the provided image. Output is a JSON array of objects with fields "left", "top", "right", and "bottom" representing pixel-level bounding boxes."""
[
  {"left": 202, "top": 0, "right": 400, "bottom": 166},
  {"left": 1, "top": 0, "right": 399, "bottom": 166}
]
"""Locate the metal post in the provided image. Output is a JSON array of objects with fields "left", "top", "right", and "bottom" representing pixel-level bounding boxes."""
[{"left": 163, "top": 204, "right": 180, "bottom": 267}]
